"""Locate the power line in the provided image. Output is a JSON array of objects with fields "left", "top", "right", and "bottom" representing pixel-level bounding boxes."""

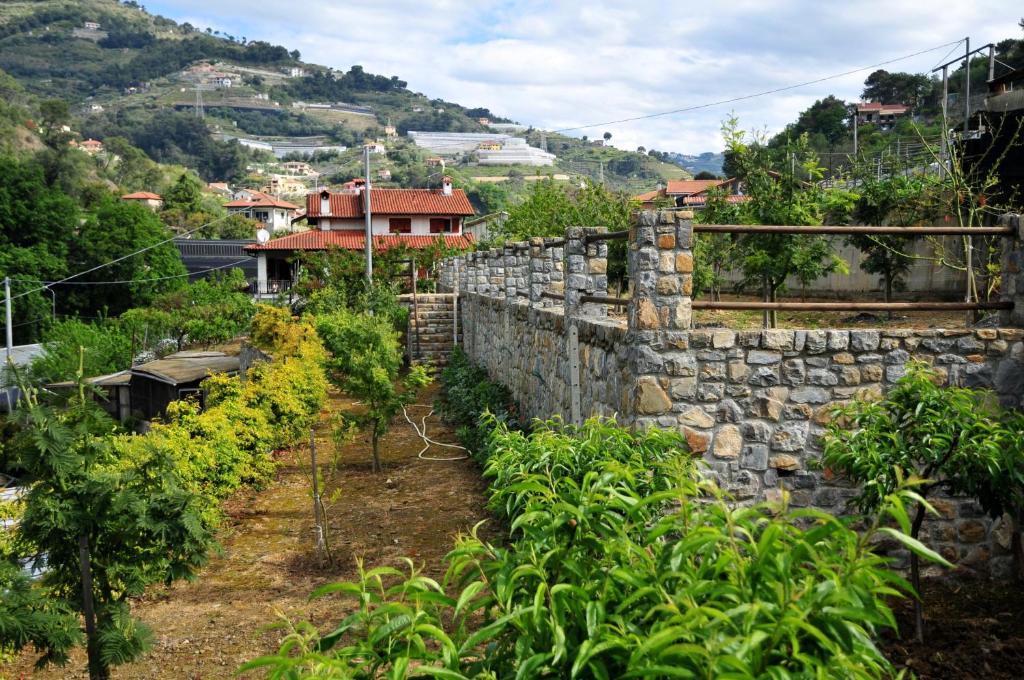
[
  {"left": 550, "top": 39, "right": 965, "bottom": 134},
  {"left": 11, "top": 214, "right": 233, "bottom": 301},
  {"left": 11, "top": 258, "right": 252, "bottom": 288}
]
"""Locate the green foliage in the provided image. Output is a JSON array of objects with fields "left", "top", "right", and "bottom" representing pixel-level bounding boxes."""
[
  {"left": 712, "top": 117, "right": 846, "bottom": 320},
  {"left": 436, "top": 347, "right": 518, "bottom": 456},
  {"left": 27, "top": 318, "right": 131, "bottom": 385},
  {"left": 822, "top": 363, "right": 1024, "bottom": 520},
  {"left": 0, "top": 559, "right": 82, "bottom": 668},
  {"left": 316, "top": 308, "right": 428, "bottom": 472},
  {"left": 65, "top": 195, "right": 188, "bottom": 316},
  {"left": 770, "top": 95, "right": 850, "bottom": 149},
  {"left": 162, "top": 172, "right": 205, "bottom": 214},
  {"left": 821, "top": 363, "right": 1024, "bottom": 640},
  {"left": 3, "top": 386, "right": 215, "bottom": 676},
  {"left": 246, "top": 417, "right": 930, "bottom": 679}
]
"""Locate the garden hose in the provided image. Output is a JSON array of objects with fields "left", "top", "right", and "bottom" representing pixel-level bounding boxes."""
[{"left": 402, "top": 404, "right": 469, "bottom": 461}]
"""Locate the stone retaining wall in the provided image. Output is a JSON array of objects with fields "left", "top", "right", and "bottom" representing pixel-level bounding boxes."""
[{"left": 437, "top": 211, "right": 1024, "bottom": 576}]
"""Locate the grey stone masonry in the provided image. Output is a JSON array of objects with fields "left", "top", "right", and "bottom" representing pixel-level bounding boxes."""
[
  {"left": 433, "top": 209, "right": 1024, "bottom": 577},
  {"left": 564, "top": 226, "right": 609, "bottom": 319},
  {"left": 1001, "top": 213, "right": 1024, "bottom": 327}
]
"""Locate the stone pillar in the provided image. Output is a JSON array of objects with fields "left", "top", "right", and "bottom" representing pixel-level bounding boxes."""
[
  {"left": 462, "top": 253, "right": 478, "bottom": 294},
  {"left": 503, "top": 245, "right": 519, "bottom": 299},
  {"left": 528, "top": 237, "right": 549, "bottom": 305},
  {"left": 563, "top": 226, "right": 608, "bottom": 318},
  {"left": 1000, "top": 213, "right": 1024, "bottom": 327},
  {"left": 548, "top": 238, "right": 565, "bottom": 304},
  {"left": 626, "top": 210, "right": 696, "bottom": 432},
  {"left": 627, "top": 210, "right": 693, "bottom": 333},
  {"left": 487, "top": 249, "right": 505, "bottom": 298}
]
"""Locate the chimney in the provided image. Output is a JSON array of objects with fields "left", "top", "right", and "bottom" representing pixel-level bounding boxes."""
[
  {"left": 441, "top": 175, "right": 453, "bottom": 196},
  {"left": 319, "top": 189, "right": 331, "bottom": 216}
]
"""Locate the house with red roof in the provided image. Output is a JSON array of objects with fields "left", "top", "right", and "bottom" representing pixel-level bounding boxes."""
[
  {"left": 224, "top": 191, "right": 300, "bottom": 233},
  {"left": 244, "top": 177, "right": 475, "bottom": 294},
  {"left": 856, "top": 102, "right": 908, "bottom": 129},
  {"left": 635, "top": 178, "right": 746, "bottom": 209},
  {"left": 121, "top": 191, "right": 163, "bottom": 210}
]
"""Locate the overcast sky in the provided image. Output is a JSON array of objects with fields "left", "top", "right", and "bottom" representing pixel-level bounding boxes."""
[{"left": 146, "top": 1, "right": 1023, "bottom": 154}]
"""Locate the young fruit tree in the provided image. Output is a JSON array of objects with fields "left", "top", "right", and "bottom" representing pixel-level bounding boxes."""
[
  {"left": 316, "top": 309, "right": 429, "bottom": 473},
  {"left": 2, "top": 379, "right": 215, "bottom": 679},
  {"left": 821, "top": 363, "right": 1024, "bottom": 643}
]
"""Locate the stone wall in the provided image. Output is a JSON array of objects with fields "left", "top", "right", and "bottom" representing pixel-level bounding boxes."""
[{"left": 436, "top": 210, "right": 1024, "bottom": 577}]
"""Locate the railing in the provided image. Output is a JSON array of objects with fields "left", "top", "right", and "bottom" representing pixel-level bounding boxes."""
[
  {"left": 250, "top": 280, "right": 294, "bottom": 296},
  {"left": 469, "top": 219, "right": 1018, "bottom": 317}
]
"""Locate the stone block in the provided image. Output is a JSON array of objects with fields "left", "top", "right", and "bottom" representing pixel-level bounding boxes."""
[
  {"left": 664, "top": 353, "right": 698, "bottom": 376},
  {"left": 727, "top": 361, "right": 750, "bottom": 383},
  {"left": 748, "top": 350, "right": 782, "bottom": 364},
  {"left": 700, "top": 362, "right": 726, "bottom": 381},
  {"left": 769, "top": 453, "right": 802, "bottom": 470},
  {"left": 748, "top": 366, "right": 780, "bottom": 387},
  {"left": 637, "top": 377, "right": 672, "bottom": 414},
  {"left": 681, "top": 427, "right": 710, "bottom": 453},
  {"left": 669, "top": 377, "right": 697, "bottom": 399},
  {"left": 741, "top": 444, "right": 769, "bottom": 470},
  {"left": 860, "top": 364, "right": 883, "bottom": 382},
  {"left": 711, "top": 330, "right": 735, "bottom": 348},
  {"left": 678, "top": 406, "right": 714, "bottom": 428},
  {"left": 675, "top": 252, "right": 694, "bottom": 273},
  {"left": 698, "top": 382, "right": 725, "bottom": 401},
  {"left": 782, "top": 359, "right": 806, "bottom": 385},
  {"left": 958, "top": 520, "right": 987, "bottom": 544},
  {"left": 804, "top": 330, "right": 827, "bottom": 353},
  {"left": 885, "top": 365, "right": 907, "bottom": 382},
  {"left": 850, "top": 330, "right": 880, "bottom": 351},
  {"left": 713, "top": 424, "right": 742, "bottom": 459},
  {"left": 789, "top": 386, "right": 831, "bottom": 404},
  {"left": 742, "top": 420, "right": 773, "bottom": 442},
  {"left": 827, "top": 330, "right": 849, "bottom": 350},
  {"left": 763, "top": 330, "right": 795, "bottom": 350},
  {"left": 807, "top": 369, "right": 839, "bottom": 386},
  {"left": 717, "top": 399, "right": 742, "bottom": 422}
]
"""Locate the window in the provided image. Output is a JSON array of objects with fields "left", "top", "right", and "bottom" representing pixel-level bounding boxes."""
[
  {"left": 429, "top": 218, "right": 450, "bottom": 233},
  {"left": 389, "top": 218, "right": 411, "bottom": 233}
]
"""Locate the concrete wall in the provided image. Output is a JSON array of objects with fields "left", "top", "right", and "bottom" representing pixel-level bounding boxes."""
[{"left": 437, "top": 211, "right": 1024, "bottom": 576}]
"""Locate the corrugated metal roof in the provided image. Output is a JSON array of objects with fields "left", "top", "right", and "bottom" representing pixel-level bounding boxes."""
[
  {"left": 48, "top": 370, "right": 133, "bottom": 389},
  {"left": 306, "top": 188, "right": 475, "bottom": 218},
  {"left": 245, "top": 231, "right": 475, "bottom": 252},
  {"left": 131, "top": 352, "right": 239, "bottom": 385}
]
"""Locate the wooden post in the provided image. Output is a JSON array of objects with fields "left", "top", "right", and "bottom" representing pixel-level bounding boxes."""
[
  {"left": 79, "top": 534, "right": 106, "bottom": 680},
  {"left": 310, "top": 430, "right": 326, "bottom": 563},
  {"left": 412, "top": 262, "right": 420, "bottom": 360}
]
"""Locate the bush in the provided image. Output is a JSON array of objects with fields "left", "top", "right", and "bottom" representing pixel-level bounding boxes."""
[
  {"left": 436, "top": 347, "right": 518, "bottom": 457},
  {"left": 245, "top": 418, "right": 931, "bottom": 679}
]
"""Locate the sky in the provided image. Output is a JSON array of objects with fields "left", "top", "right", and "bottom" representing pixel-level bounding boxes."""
[{"left": 145, "top": 1, "right": 1024, "bottom": 154}]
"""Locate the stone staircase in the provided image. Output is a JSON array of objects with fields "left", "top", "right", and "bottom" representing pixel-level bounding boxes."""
[{"left": 400, "top": 294, "right": 459, "bottom": 365}]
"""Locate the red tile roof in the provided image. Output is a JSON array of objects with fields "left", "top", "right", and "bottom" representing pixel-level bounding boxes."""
[
  {"left": 225, "top": 191, "right": 300, "bottom": 210},
  {"left": 307, "top": 188, "right": 474, "bottom": 218},
  {"left": 122, "top": 191, "right": 162, "bottom": 200},
  {"left": 633, "top": 189, "right": 663, "bottom": 202},
  {"left": 245, "top": 231, "right": 475, "bottom": 252},
  {"left": 682, "top": 195, "right": 751, "bottom": 206},
  {"left": 664, "top": 179, "right": 729, "bottom": 196}
]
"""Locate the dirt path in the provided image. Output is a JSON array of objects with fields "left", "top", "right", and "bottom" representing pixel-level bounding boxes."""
[{"left": 5, "top": 382, "right": 494, "bottom": 679}]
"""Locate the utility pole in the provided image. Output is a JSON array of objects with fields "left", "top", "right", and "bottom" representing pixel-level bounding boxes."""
[
  {"left": 941, "top": 64, "right": 949, "bottom": 177},
  {"left": 598, "top": 160, "right": 604, "bottom": 185},
  {"left": 988, "top": 44, "right": 995, "bottom": 82},
  {"left": 852, "top": 106, "right": 858, "bottom": 156},
  {"left": 363, "top": 145, "right": 373, "bottom": 282},
  {"left": 5, "top": 277, "right": 12, "bottom": 412},
  {"left": 963, "top": 37, "right": 971, "bottom": 133}
]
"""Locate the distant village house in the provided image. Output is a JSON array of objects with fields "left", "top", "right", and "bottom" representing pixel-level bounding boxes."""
[
  {"left": 224, "top": 191, "right": 300, "bottom": 232},
  {"left": 121, "top": 191, "right": 163, "bottom": 210}
]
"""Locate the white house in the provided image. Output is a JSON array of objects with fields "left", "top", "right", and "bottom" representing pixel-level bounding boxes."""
[
  {"left": 121, "top": 191, "right": 163, "bottom": 210},
  {"left": 244, "top": 179, "right": 475, "bottom": 294},
  {"left": 224, "top": 191, "right": 300, "bottom": 232}
]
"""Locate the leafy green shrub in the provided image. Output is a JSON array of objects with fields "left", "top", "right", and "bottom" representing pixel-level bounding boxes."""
[
  {"left": 315, "top": 308, "right": 427, "bottom": 472},
  {"left": 436, "top": 347, "right": 518, "bottom": 457},
  {"left": 821, "top": 362, "right": 1024, "bottom": 641},
  {"left": 27, "top": 318, "right": 132, "bottom": 384},
  {"left": 246, "top": 418, "right": 930, "bottom": 679}
]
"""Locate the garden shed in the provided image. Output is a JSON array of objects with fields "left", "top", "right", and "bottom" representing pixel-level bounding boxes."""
[
  {"left": 129, "top": 351, "right": 240, "bottom": 420},
  {"left": 48, "top": 370, "right": 132, "bottom": 422}
]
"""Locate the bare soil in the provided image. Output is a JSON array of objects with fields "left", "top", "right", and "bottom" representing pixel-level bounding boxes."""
[
  {"left": 4, "top": 382, "right": 493, "bottom": 679},
  {"left": 881, "top": 577, "right": 1024, "bottom": 679}
]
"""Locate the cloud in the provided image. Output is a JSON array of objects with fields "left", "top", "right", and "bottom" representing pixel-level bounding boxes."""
[{"left": 147, "top": 0, "right": 1024, "bottom": 152}]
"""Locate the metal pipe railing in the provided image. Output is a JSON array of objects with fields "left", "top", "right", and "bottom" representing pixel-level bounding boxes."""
[
  {"left": 583, "top": 229, "right": 630, "bottom": 243},
  {"left": 692, "top": 224, "right": 1015, "bottom": 236},
  {"left": 691, "top": 300, "right": 1012, "bottom": 312},
  {"left": 540, "top": 291, "right": 566, "bottom": 301},
  {"left": 579, "top": 294, "right": 629, "bottom": 307}
]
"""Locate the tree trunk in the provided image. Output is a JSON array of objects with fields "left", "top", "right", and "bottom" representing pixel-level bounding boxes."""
[
  {"left": 885, "top": 272, "right": 894, "bottom": 320},
  {"left": 761, "top": 278, "right": 770, "bottom": 329},
  {"left": 79, "top": 535, "right": 108, "bottom": 680},
  {"left": 371, "top": 427, "right": 382, "bottom": 473},
  {"left": 910, "top": 502, "right": 928, "bottom": 643}
]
